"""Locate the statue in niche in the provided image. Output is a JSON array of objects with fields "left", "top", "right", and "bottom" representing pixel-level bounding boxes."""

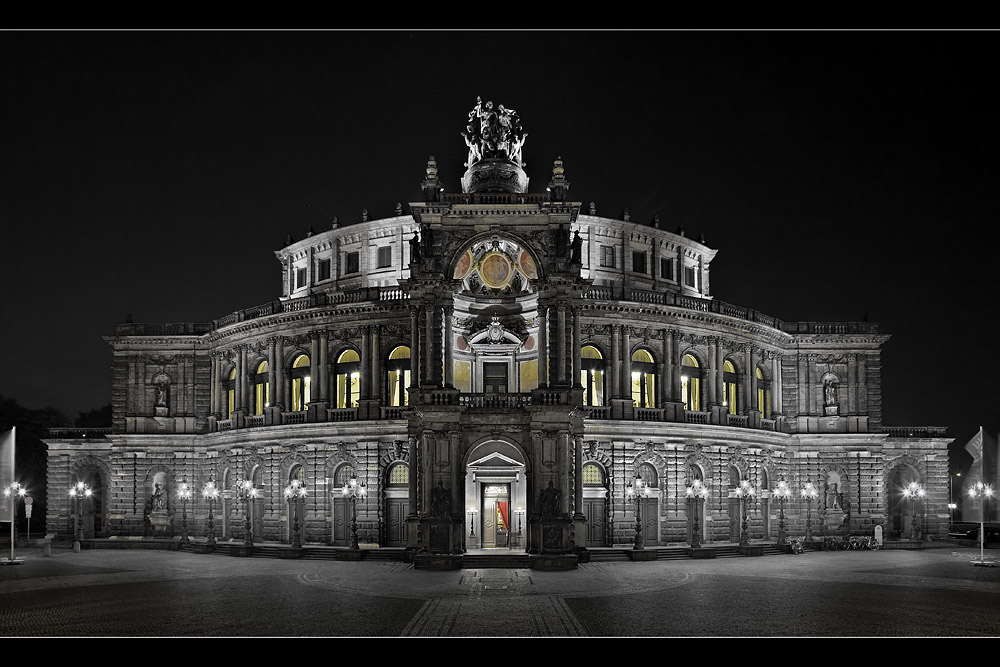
[
  {"left": 151, "top": 481, "right": 167, "bottom": 511},
  {"left": 570, "top": 230, "right": 583, "bottom": 263},
  {"left": 409, "top": 231, "right": 421, "bottom": 264},
  {"left": 825, "top": 472, "right": 843, "bottom": 509},
  {"left": 824, "top": 380, "right": 837, "bottom": 406},
  {"left": 430, "top": 482, "right": 452, "bottom": 518},
  {"left": 541, "top": 481, "right": 562, "bottom": 518}
]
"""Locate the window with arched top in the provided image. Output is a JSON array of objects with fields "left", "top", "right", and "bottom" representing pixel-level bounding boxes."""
[
  {"left": 336, "top": 349, "right": 361, "bottom": 408},
  {"left": 681, "top": 354, "right": 701, "bottom": 411},
  {"left": 756, "top": 366, "right": 771, "bottom": 418},
  {"left": 386, "top": 346, "right": 411, "bottom": 407},
  {"left": 723, "top": 359, "right": 738, "bottom": 415},
  {"left": 581, "top": 345, "right": 605, "bottom": 407},
  {"left": 637, "top": 462, "right": 658, "bottom": 488},
  {"left": 291, "top": 354, "right": 311, "bottom": 412},
  {"left": 631, "top": 348, "right": 656, "bottom": 408},
  {"left": 253, "top": 360, "right": 270, "bottom": 416},
  {"left": 226, "top": 368, "right": 236, "bottom": 418},
  {"left": 583, "top": 463, "right": 605, "bottom": 486},
  {"left": 387, "top": 463, "right": 409, "bottom": 486},
  {"left": 335, "top": 464, "right": 356, "bottom": 488}
]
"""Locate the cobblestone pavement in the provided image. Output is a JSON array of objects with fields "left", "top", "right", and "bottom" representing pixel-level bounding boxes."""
[{"left": 1, "top": 546, "right": 998, "bottom": 637}]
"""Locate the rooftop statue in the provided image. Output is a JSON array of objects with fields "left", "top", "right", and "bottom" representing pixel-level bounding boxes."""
[{"left": 463, "top": 96, "right": 527, "bottom": 168}]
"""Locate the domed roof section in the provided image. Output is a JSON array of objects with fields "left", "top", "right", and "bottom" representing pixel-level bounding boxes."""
[{"left": 460, "top": 97, "right": 529, "bottom": 194}]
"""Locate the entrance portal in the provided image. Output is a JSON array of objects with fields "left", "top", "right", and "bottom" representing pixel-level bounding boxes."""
[{"left": 464, "top": 440, "right": 528, "bottom": 552}]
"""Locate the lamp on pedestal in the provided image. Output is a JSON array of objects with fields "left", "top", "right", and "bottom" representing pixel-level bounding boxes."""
[
  {"left": 176, "top": 480, "right": 192, "bottom": 543},
  {"left": 773, "top": 480, "right": 792, "bottom": 546},
  {"left": 901, "top": 481, "right": 925, "bottom": 541},
  {"left": 625, "top": 475, "right": 649, "bottom": 551},
  {"left": 284, "top": 479, "right": 308, "bottom": 548},
  {"left": 342, "top": 472, "right": 367, "bottom": 550},
  {"left": 234, "top": 479, "right": 259, "bottom": 547},
  {"left": 685, "top": 479, "right": 708, "bottom": 548},
  {"left": 203, "top": 480, "right": 220, "bottom": 547},
  {"left": 734, "top": 480, "right": 756, "bottom": 546},
  {"left": 968, "top": 481, "right": 994, "bottom": 565},
  {"left": 800, "top": 482, "right": 818, "bottom": 542},
  {"left": 4, "top": 483, "right": 26, "bottom": 562},
  {"left": 68, "top": 481, "right": 92, "bottom": 552}
]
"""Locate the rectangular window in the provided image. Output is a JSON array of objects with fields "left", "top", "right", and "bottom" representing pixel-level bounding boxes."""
[
  {"left": 377, "top": 246, "right": 392, "bottom": 269},
  {"left": 600, "top": 245, "right": 615, "bottom": 268},
  {"left": 660, "top": 258, "right": 673, "bottom": 281},
  {"left": 295, "top": 268, "right": 307, "bottom": 289},
  {"left": 317, "top": 258, "right": 331, "bottom": 282},
  {"left": 685, "top": 266, "right": 696, "bottom": 288},
  {"left": 632, "top": 251, "right": 647, "bottom": 275},
  {"left": 345, "top": 251, "right": 360, "bottom": 275}
]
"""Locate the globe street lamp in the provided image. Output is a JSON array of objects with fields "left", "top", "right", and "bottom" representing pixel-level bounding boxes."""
[
  {"left": 203, "top": 479, "right": 220, "bottom": 547},
  {"left": 734, "top": 480, "right": 756, "bottom": 546},
  {"left": 234, "top": 479, "right": 259, "bottom": 547},
  {"left": 773, "top": 480, "right": 792, "bottom": 546},
  {"left": 68, "top": 481, "right": 92, "bottom": 552},
  {"left": 800, "top": 482, "right": 818, "bottom": 542},
  {"left": 901, "top": 481, "right": 925, "bottom": 541},
  {"left": 176, "top": 479, "right": 192, "bottom": 543},
  {"left": 625, "top": 475, "right": 650, "bottom": 550},
  {"left": 685, "top": 479, "right": 708, "bottom": 548},
  {"left": 4, "top": 483, "right": 26, "bottom": 562},
  {"left": 341, "top": 472, "right": 367, "bottom": 550},
  {"left": 968, "top": 481, "right": 994, "bottom": 565},
  {"left": 284, "top": 479, "right": 307, "bottom": 548}
]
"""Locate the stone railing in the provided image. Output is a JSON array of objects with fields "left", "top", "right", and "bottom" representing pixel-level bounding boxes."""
[
  {"left": 440, "top": 191, "right": 550, "bottom": 205},
  {"left": 635, "top": 408, "right": 664, "bottom": 422},
  {"left": 46, "top": 427, "right": 112, "bottom": 439},
  {"left": 685, "top": 410, "right": 711, "bottom": 424},
  {"left": 760, "top": 418, "right": 777, "bottom": 431},
  {"left": 459, "top": 393, "right": 531, "bottom": 409},
  {"left": 380, "top": 406, "right": 407, "bottom": 420},
  {"left": 113, "top": 322, "right": 211, "bottom": 337},
  {"left": 727, "top": 413, "right": 749, "bottom": 428},
  {"left": 581, "top": 288, "right": 786, "bottom": 330},
  {"left": 781, "top": 321, "right": 880, "bottom": 335},
  {"left": 282, "top": 411, "right": 307, "bottom": 425},
  {"left": 327, "top": 408, "right": 358, "bottom": 422},
  {"left": 881, "top": 426, "right": 948, "bottom": 438},
  {"left": 217, "top": 419, "right": 234, "bottom": 431},
  {"left": 583, "top": 406, "right": 610, "bottom": 420},
  {"left": 245, "top": 414, "right": 265, "bottom": 428}
]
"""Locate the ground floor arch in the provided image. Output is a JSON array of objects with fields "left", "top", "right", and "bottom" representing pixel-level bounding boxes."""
[{"left": 463, "top": 439, "right": 529, "bottom": 551}]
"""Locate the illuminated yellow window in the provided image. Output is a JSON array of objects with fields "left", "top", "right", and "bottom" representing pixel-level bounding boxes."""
[
  {"left": 581, "top": 345, "right": 605, "bottom": 407},
  {"left": 681, "top": 354, "right": 700, "bottom": 411},
  {"left": 631, "top": 348, "right": 656, "bottom": 408},
  {"left": 583, "top": 463, "right": 603, "bottom": 485},
  {"left": 388, "top": 463, "right": 409, "bottom": 485},
  {"left": 723, "top": 359, "right": 737, "bottom": 415},
  {"left": 520, "top": 359, "right": 538, "bottom": 392},
  {"left": 227, "top": 368, "right": 236, "bottom": 418},
  {"left": 253, "top": 360, "right": 270, "bottom": 416},
  {"left": 336, "top": 349, "right": 360, "bottom": 408},
  {"left": 291, "top": 354, "right": 311, "bottom": 412},
  {"left": 386, "top": 346, "right": 411, "bottom": 407},
  {"left": 756, "top": 367, "right": 771, "bottom": 418}
]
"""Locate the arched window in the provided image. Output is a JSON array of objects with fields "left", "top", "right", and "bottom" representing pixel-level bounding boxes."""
[
  {"left": 387, "top": 462, "right": 409, "bottom": 486},
  {"left": 631, "top": 349, "right": 656, "bottom": 408},
  {"left": 581, "top": 345, "right": 605, "bottom": 407},
  {"left": 638, "top": 462, "right": 658, "bottom": 488},
  {"left": 226, "top": 368, "right": 236, "bottom": 418},
  {"left": 291, "top": 354, "right": 311, "bottom": 412},
  {"left": 386, "top": 346, "right": 411, "bottom": 407},
  {"left": 336, "top": 349, "right": 361, "bottom": 408},
  {"left": 756, "top": 366, "right": 771, "bottom": 418},
  {"left": 681, "top": 354, "right": 701, "bottom": 411},
  {"left": 723, "top": 359, "right": 738, "bottom": 415},
  {"left": 335, "top": 464, "right": 356, "bottom": 488},
  {"left": 253, "top": 360, "right": 269, "bottom": 416},
  {"left": 582, "top": 463, "right": 605, "bottom": 486}
]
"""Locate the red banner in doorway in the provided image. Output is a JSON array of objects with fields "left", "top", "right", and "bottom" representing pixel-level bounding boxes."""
[{"left": 498, "top": 501, "right": 509, "bottom": 531}]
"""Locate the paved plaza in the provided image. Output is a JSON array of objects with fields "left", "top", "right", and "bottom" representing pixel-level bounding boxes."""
[{"left": 1, "top": 545, "right": 998, "bottom": 637}]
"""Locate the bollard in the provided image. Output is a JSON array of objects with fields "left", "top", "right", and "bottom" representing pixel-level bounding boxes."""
[{"left": 43, "top": 542, "right": 51, "bottom": 557}]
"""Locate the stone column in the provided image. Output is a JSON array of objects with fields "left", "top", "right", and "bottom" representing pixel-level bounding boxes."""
[
  {"left": 319, "top": 331, "right": 329, "bottom": 403},
  {"left": 310, "top": 333, "right": 321, "bottom": 399},
  {"left": 857, "top": 355, "right": 867, "bottom": 413},
  {"left": 537, "top": 304, "right": 548, "bottom": 387},
  {"left": 611, "top": 325, "right": 620, "bottom": 399},
  {"left": 572, "top": 307, "right": 581, "bottom": 388},
  {"left": 267, "top": 340, "right": 278, "bottom": 404},
  {"left": 275, "top": 340, "right": 286, "bottom": 410},
  {"left": 371, "top": 325, "right": 380, "bottom": 402},
  {"left": 574, "top": 436, "right": 583, "bottom": 516},
  {"left": 209, "top": 354, "right": 219, "bottom": 416},
  {"left": 745, "top": 345, "right": 754, "bottom": 414},
  {"left": 444, "top": 306, "right": 454, "bottom": 388},
  {"left": 660, "top": 332, "right": 671, "bottom": 405},
  {"left": 708, "top": 337, "right": 718, "bottom": 406},
  {"left": 409, "top": 307, "right": 420, "bottom": 388},
  {"left": 360, "top": 327, "right": 370, "bottom": 399},
  {"left": 556, "top": 305, "right": 567, "bottom": 384},
  {"left": 847, "top": 353, "right": 857, "bottom": 414},
  {"left": 622, "top": 327, "right": 632, "bottom": 400},
  {"left": 237, "top": 346, "right": 248, "bottom": 411},
  {"left": 424, "top": 304, "right": 436, "bottom": 386}
]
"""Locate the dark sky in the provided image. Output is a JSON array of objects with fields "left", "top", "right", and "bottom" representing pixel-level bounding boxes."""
[{"left": 1, "top": 30, "right": 994, "bottom": 474}]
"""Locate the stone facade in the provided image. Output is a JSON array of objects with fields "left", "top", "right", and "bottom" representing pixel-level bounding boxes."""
[{"left": 45, "top": 102, "right": 951, "bottom": 553}]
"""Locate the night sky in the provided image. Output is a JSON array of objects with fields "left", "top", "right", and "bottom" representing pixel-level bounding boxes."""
[{"left": 1, "top": 31, "right": 994, "bottom": 474}]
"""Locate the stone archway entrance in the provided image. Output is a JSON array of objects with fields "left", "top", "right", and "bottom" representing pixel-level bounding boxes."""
[{"left": 464, "top": 440, "right": 528, "bottom": 551}]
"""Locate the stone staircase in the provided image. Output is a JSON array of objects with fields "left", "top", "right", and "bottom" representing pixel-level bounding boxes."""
[{"left": 462, "top": 552, "right": 531, "bottom": 568}]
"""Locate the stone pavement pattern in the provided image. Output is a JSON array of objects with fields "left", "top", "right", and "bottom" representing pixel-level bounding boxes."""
[{"left": 1, "top": 547, "right": 998, "bottom": 637}]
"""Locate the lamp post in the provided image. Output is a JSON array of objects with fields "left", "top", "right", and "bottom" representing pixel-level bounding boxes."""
[
  {"left": 685, "top": 479, "right": 708, "bottom": 548},
  {"left": 4, "top": 483, "right": 26, "bottom": 561},
  {"left": 284, "top": 479, "right": 307, "bottom": 548},
  {"left": 968, "top": 481, "right": 994, "bottom": 565},
  {"left": 773, "top": 480, "right": 792, "bottom": 546},
  {"left": 203, "top": 480, "right": 220, "bottom": 547},
  {"left": 734, "top": 480, "right": 756, "bottom": 546},
  {"left": 625, "top": 475, "right": 649, "bottom": 550},
  {"left": 901, "top": 481, "right": 925, "bottom": 541},
  {"left": 341, "top": 472, "right": 367, "bottom": 550},
  {"left": 800, "top": 482, "right": 818, "bottom": 542},
  {"left": 176, "top": 480, "right": 192, "bottom": 543},
  {"left": 234, "top": 479, "right": 258, "bottom": 547},
  {"left": 68, "top": 481, "right": 92, "bottom": 552}
]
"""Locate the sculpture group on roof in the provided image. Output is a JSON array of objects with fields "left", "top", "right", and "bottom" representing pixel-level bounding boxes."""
[{"left": 462, "top": 96, "right": 528, "bottom": 168}]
